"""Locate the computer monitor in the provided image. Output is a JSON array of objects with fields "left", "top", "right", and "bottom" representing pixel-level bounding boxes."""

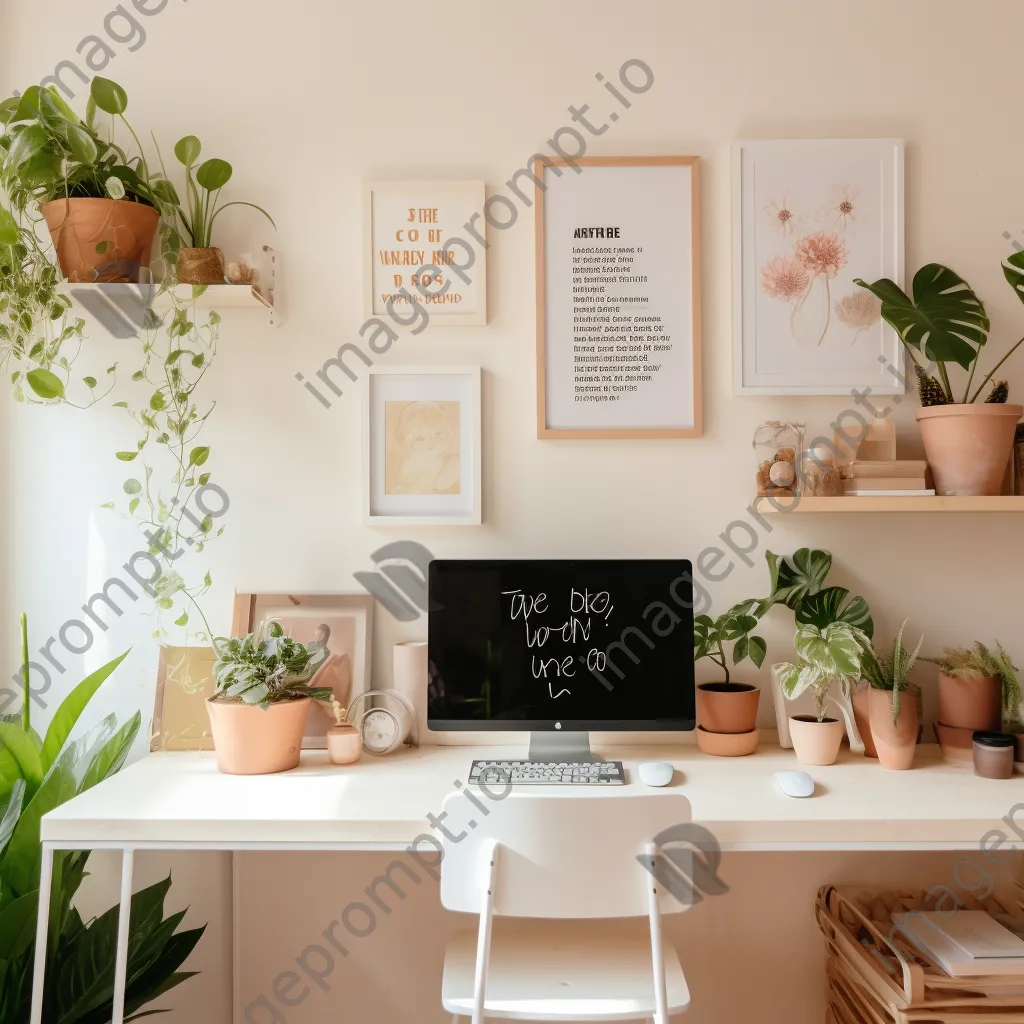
[{"left": 427, "top": 560, "right": 695, "bottom": 759}]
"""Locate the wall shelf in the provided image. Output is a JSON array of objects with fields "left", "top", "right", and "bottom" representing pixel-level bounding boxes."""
[
  {"left": 754, "top": 496, "right": 1024, "bottom": 514},
  {"left": 61, "top": 282, "right": 272, "bottom": 310}
]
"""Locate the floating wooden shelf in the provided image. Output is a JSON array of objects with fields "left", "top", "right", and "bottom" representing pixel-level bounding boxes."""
[
  {"left": 60, "top": 282, "right": 272, "bottom": 310},
  {"left": 754, "top": 495, "right": 1024, "bottom": 514}
]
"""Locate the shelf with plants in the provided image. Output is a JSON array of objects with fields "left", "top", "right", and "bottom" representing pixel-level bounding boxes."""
[
  {"left": 753, "top": 495, "right": 1024, "bottom": 514},
  {"left": 58, "top": 278, "right": 274, "bottom": 311}
]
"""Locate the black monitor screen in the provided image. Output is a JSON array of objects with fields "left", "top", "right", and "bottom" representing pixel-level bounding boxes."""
[{"left": 428, "top": 560, "right": 695, "bottom": 731}]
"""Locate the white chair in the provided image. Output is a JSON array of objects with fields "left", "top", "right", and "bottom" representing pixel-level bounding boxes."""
[{"left": 439, "top": 789, "right": 693, "bottom": 1024}]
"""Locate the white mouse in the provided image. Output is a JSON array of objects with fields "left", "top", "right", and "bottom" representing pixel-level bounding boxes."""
[
  {"left": 638, "top": 761, "right": 675, "bottom": 787},
  {"left": 774, "top": 770, "right": 814, "bottom": 798}
]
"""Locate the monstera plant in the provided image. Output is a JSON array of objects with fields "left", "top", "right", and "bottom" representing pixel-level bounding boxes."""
[
  {"left": 0, "top": 615, "right": 204, "bottom": 1023},
  {"left": 855, "top": 254, "right": 1024, "bottom": 496}
]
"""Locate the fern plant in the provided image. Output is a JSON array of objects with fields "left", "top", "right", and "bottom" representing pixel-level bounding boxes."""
[
  {"left": 862, "top": 620, "right": 924, "bottom": 725},
  {"left": 923, "top": 641, "right": 1022, "bottom": 723}
]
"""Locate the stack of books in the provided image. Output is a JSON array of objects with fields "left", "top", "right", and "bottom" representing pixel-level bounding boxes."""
[
  {"left": 842, "top": 460, "right": 934, "bottom": 497},
  {"left": 894, "top": 910, "right": 1024, "bottom": 977}
]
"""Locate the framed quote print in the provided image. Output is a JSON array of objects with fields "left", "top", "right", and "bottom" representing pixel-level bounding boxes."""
[
  {"left": 535, "top": 156, "right": 702, "bottom": 439},
  {"left": 363, "top": 366, "right": 482, "bottom": 525},
  {"left": 732, "top": 139, "right": 904, "bottom": 395},
  {"left": 364, "top": 181, "right": 487, "bottom": 326}
]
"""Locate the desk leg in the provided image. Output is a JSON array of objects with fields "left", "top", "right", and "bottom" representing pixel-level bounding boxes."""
[
  {"left": 112, "top": 848, "right": 135, "bottom": 1024},
  {"left": 29, "top": 843, "right": 54, "bottom": 1024}
]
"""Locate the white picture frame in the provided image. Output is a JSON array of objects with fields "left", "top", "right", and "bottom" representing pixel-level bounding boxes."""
[
  {"left": 364, "top": 366, "right": 482, "bottom": 525},
  {"left": 364, "top": 181, "right": 487, "bottom": 326},
  {"left": 733, "top": 139, "right": 905, "bottom": 395}
]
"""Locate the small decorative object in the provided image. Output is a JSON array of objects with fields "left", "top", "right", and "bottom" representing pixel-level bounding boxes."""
[
  {"left": 209, "top": 620, "right": 335, "bottom": 775},
  {"left": 365, "top": 181, "right": 487, "bottom": 325},
  {"left": 800, "top": 445, "right": 844, "bottom": 497},
  {"left": 923, "top": 641, "right": 1021, "bottom": 733},
  {"left": 693, "top": 600, "right": 765, "bottom": 755},
  {"left": 972, "top": 732, "right": 1015, "bottom": 779},
  {"left": 393, "top": 640, "right": 427, "bottom": 745},
  {"left": 326, "top": 700, "right": 361, "bottom": 765},
  {"left": 856, "top": 255, "right": 1024, "bottom": 495},
  {"left": 365, "top": 366, "right": 482, "bottom": 524},
  {"left": 753, "top": 421, "right": 804, "bottom": 497},
  {"left": 151, "top": 645, "right": 216, "bottom": 751},
  {"left": 231, "top": 592, "right": 373, "bottom": 748},
  {"left": 348, "top": 690, "right": 415, "bottom": 755},
  {"left": 172, "top": 133, "right": 275, "bottom": 284},
  {"left": 775, "top": 622, "right": 871, "bottom": 765},
  {"left": 535, "top": 157, "right": 702, "bottom": 438},
  {"left": 861, "top": 620, "right": 924, "bottom": 770},
  {"left": 225, "top": 258, "right": 255, "bottom": 285},
  {"left": 733, "top": 139, "right": 904, "bottom": 395}
]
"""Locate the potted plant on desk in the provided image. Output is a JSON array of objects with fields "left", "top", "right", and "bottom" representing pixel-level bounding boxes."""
[
  {"left": 861, "top": 621, "right": 925, "bottom": 771},
  {"left": 775, "top": 622, "right": 871, "bottom": 766},
  {"left": 693, "top": 601, "right": 766, "bottom": 756},
  {"left": 855, "top": 255, "right": 1024, "bottom": 496},
  {"left": 210, "top": 620, "right": 333, "bottom": 774}
]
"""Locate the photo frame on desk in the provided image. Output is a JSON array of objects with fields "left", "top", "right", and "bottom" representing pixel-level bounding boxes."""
[
  {"left": 231, "top": 592, "right": 374, "bottom": 748},
  {"left": 535, "top": 156, "right": 702, "bottom": 439}
]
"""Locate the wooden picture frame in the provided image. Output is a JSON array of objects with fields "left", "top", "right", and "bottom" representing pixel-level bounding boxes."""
[
  {"left": 363, "top": 366, "right": 482, "bottom": 525},
  {"left": 364, "top": 180, "right": 487, "bottom": 326},
  {"left": 231, "top": 592, "right": 374, "bottom": 748},
  {"left": 535, "top": 156, "right": 702, "bottom": 439}
]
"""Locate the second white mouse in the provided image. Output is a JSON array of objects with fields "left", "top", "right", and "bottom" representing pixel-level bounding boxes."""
[
  {"left": 774, "top": 770, "right": 814, "bottom": 798},
  {"left": 638, "top": 761, "right": 675, "bottom": 787}
]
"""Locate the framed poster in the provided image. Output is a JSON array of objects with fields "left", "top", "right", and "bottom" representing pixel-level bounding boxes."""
[
  {"left": 733, "top": 139, "right": 905, "bottom": 395},
  {"left": 364, "top": 366, "right": 482, "bottom": 525},
  {"left": 535, "top": 156, "right": 702, "bottom": 439},
  {"left": 364, "top": 181, "right": 486, "bottom": 326},
  {"left": 231, "top": 592, "right": 373, "bottom": 748}
]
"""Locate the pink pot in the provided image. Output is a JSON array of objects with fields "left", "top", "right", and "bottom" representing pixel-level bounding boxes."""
[
  {"left": 206, "top": 697, "right": 310, "bottom": 775},
  {"left": 916, "top": 404, "right": 1023, "bottom": 496},
  {"left": 851, "top": 688, "right": 878, "bottom": 758},
  {"left": 789, "top": 715, "right": 844, "bottom": 766},
  {"left": 327, "top": 724, "right": 362, "bottom": 764},
  {"left": 868, "top": 688, "right": 918, "bottom": 770},
  {"left": 937, "top": 672, "right": 1002, "bottom": 732}
]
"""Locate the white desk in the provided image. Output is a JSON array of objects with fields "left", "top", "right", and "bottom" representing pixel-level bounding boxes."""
[{"left": 30, "top": 743, "right": 1024, "bottom": 1024}]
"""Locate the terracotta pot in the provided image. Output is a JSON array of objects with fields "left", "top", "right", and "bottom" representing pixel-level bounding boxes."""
[
  {"left": 851, "top": 687, "right": 878, "bottom": 758},
  {"left": 789, "top": 715, "right": 844, "bottom": 766},
  {"left": 696, "top": 682, "right": 760, "bottom": 734},
  {"left": 178, "top": 246, "right": 225, "bottom": 284},
  {"left": 206, "top": 697, "right": 310, "bottom": 775},
  {"left": 868, "top": 688, "right": 919, "bottom": 770},
  {"left": 695, "top": 725, "right": 758, "bottom": 757},
  {"left": 934, "top": 722, "right": 974, "bottom": 763},
  {"left": 937, "top": 672, "right": 1002, "bottom": 732},
  {"left": 327, "top": 724, "right": 362, "bottom": 765},
  {"left": 916, "top": 404, "right": 1023, "bottom": 496},
  {"left": 41, "top": 198, "right": 159, "bottom": 283}
]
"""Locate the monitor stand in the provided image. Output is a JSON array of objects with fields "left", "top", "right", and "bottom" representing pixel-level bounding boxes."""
[{"left": 528, "top": 731, "right": 605, "bottom": 763}]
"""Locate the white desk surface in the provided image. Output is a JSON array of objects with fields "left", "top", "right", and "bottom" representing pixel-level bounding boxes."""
[{"left": 40, "top": 743, "right": 1024, "bottom": 851}]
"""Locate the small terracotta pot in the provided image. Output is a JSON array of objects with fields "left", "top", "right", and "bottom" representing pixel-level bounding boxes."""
[
  {"left": 917, "top": 404, "right": 1023, "bottom": 496},
  {"left": 868, "top": 688, "right": 919, "bottom": 770},
  {"left": 695, "top": 725, "right": 758, "bottom": 757},
  {"left": 937, "top": 672, "right": 1002, "bottom": 732},
  {"left": 851, "top": 687, "right": 878, "bottom": 759},
  {"left": 41, "top": 198, "right": 159, "bottom": 283},
  {"left": 696, "top": 682, "right": 760, "bottom": 734},
  {"left": 206, "top": 697, "right": 310, "bottom": 775},
  {"left": 934, "top": 721, "right": 974, "bottom": 763},
  {"left": 327, "top": 724, "right": 361, "bottom": 765},
  {"left": 177, "top": 246, "right": 225, "bottom": 284},
  {"left": 789, "top": 715, "right": 844, "bottom": 766}
]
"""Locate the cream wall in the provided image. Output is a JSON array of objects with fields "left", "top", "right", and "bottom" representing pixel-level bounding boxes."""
[{"left": 3, "top": 0, "right": 1024, "bottom": 1021}]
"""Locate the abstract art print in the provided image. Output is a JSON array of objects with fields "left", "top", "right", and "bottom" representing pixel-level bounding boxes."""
[
  {"left": 733, "top": 139, "right": 904, "bottom": 394},
  {"left": 384, "top": 400, "right": 462, "bottom": 496}
]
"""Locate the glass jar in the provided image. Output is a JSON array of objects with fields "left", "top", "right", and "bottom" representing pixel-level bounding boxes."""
[{"left": 753, "top": 421, "right": 805, "bottom": 498}]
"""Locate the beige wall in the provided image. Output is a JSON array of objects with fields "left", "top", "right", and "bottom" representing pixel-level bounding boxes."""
[{"left": 3, "top": 0, "right": 1024, "bottom": 1021}]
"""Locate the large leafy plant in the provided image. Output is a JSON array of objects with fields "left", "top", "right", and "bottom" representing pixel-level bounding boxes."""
[
  {"left": 862, "top": 620, "right": 924, "bottom": 726},
  {"left": 693, "top": 600, "right": 767, "bottom": 683},
  {"left": 0, "top": 616, "right": 204, "bottom": 1022},
  {"left": 855, "top": 253, "right": 1024, "bottom": 405},
  {"left": 213, "top": 621, "right": 332, "bottom": 710},
  {"left": 776, "top": 622, "right": 871, "bottom": 722}
]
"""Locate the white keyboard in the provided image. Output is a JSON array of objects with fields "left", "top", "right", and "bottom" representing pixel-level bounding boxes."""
[{"left": 469, "top": 760, "right": 626, "bottom": 785}]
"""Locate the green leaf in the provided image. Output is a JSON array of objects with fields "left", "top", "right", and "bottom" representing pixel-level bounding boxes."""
[
  {"left": 26, "top": 368, "right": 65, "bottom": 400},
  {"left": 128, "top": 497, "right": 140, "bottom": 514},
  {"left": 40, "top": 650, "right": 131, "bottom": 772},
  {"left": 173, "top": 135, "right": 201, "bottom": 167},
  {"left": 123, "top": 479, "right": 142, "bottom": 495},
  {"left": 0, "top": 206, "right": 18, "bottom": 245},
  {"left": 156, "top": 597, "right": 173, "bottom": 610},
  {"left": 149, "top": 391, "right": 165, "bottom": 411},
  {"left": 115, "top": 451, "right": 138, "bottom": 462},
  {"left": 855, "top": 264, "right": 990, "bottom": 371},
  {"left": 188, "top": 446, "right": 209, "bottom": 467},
  {"left": 191, "top": 353, "right": 205, "bottom": 369},
  {"left": 83, "top": 376, "right": 97, "bottom": 389},
  {"left": 5, "top": 123, "right": 47, "bottom": 168},
  {"left": 195, "top": 157, "right": 232, "bottom": 191},
  {"left": 90, "top": 76, "right": 128, "bottom": 115},
  {"left": 0, "top": 889, "right": 38, "bottom": 962},
  {"left": 95, "top": 240, "right": 110, "bottom": 255},
  {"left": 198, "top": 472, "right": 210, "bottom": 486},
  {"left": 732, "top": 635, "right": 748, "bottom": 664},
  {"left": 797, "top": 587, "right": 874, "bottom": 638},
  {"left": 79, "top": 712, "right": 140, "bottom": 794},
  {"left": 0, "top": 725, "right": 43, "bottom": 790},
  {"left": 203, "top": 571, "right": 212, "bottom": 588},
  {"left": 131, "top": 370, "right": 145, "bottom": 382},
  {"left": 1003, "top": 250, "right": 1024, "bottom": 308},
  {"left": 174, "top": 611, "right": 188, "bottom": 627},
  {"left": 0, "top": 778, "right": 26, "bottom": 854},
  {"left": 747, "top": 636, "right": 767, "bottom": 669},
  {"left": 65, "top": 123, "right": 99, "bottom": 165}
]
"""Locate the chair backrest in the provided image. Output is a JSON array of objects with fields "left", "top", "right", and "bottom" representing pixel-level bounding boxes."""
[{"left": 439, "top": 789, "right": 693, "bottom": 919}]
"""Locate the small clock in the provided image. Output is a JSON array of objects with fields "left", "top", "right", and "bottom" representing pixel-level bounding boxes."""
[{"left": 348, "top": 690, "right": 415, "bottom": 755}]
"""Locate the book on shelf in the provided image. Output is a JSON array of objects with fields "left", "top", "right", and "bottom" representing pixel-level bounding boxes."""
[
  {"left": 844, "top": 460, "right": 930, "bottom": 479},
  {"left": 842, "top": 477, "right": 929, "bottom": 491},
  {"left": 893, "top": 910, "right": 1024, "bottom": 977},
  {"left": 843, "top": 489, "right": 937, "bottom": 497}
]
